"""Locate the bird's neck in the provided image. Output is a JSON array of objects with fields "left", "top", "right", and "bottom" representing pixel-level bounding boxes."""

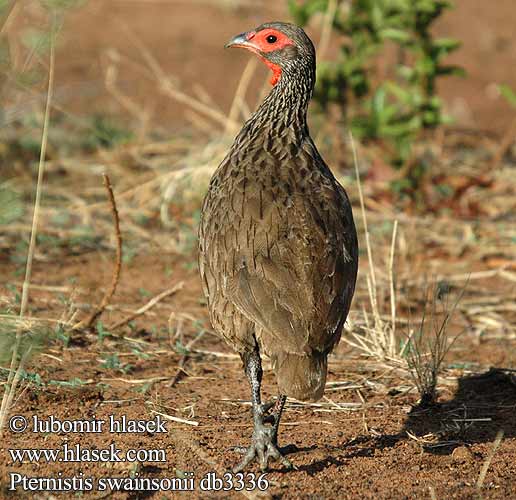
[{"left": 241, "top": 70, "right": 315, "bottom": 144}]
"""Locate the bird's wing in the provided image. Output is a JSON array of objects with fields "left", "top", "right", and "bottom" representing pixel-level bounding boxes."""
[{"left": 224, "top": 171, "right": 358, "bottom": 356}]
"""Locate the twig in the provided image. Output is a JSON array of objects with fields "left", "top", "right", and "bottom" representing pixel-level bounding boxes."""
[
  {"left": 100, "top": 377, "right": 169, "bottom": 385},
  {"left": 349, "top": 131, "right": 395, "bottom": 359},
  {"left": 190, "top": 349, "right": 239, "bottom": 359},
  {"left": 0, "top": 314, "right": 73, "bottom": 327},
  {"left": 109, "top": 282, "right": 184, "bottom": 331},
  {"left": 476, "top": 429, "right": 504, "bottom": 490},
  {"left": 349, "top": 132, "right": 378, "bottom": 293},
  {"left": 19, "top": 34, "right": 55, "bottom": 319},
  {"left": 103, "top": 56, "right": 152, "bottom": 137},
  {"left": 12, "top": 282, "right": 84, "bottom": 294},
  {"left": 150, "top": 409, "right": 199, "bottom": 427},
  {"left": 124, "top": 23, "right": 239, "bottom": 131},
  {"left": 73, "top": 174, "right": 122, "bottom": 330},
  {"left": 404, "top": 267, "right": 516, "bottom": 286}
]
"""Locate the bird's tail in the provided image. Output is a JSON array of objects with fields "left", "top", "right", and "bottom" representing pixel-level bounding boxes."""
[{"left": 272, "top": 352, "right": 327, "bottom": 402}]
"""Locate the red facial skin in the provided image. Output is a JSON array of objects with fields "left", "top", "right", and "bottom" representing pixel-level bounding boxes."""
[{"left": 236, "top": 29, "right": 295, "bottom": 86}]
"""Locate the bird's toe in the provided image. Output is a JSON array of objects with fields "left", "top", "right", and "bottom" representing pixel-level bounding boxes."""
[
  {"left": 228, "top": 445, "right": 249, "bottom": 455},
  {"left": 232, "top": 446, "right": 256, "bottom": 473},
  {"left": 231, "top": 424, "right": 293, "bottom": 472}
]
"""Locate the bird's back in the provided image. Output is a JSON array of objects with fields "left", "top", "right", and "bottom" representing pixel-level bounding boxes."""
[{"left": 199, "top": 125, "right": 358, "bottom": 401}]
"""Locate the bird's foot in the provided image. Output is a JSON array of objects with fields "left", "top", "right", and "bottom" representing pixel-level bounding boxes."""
[
  {"left": 232, "top": 422, "right": 294, "bottom": 472},
  {"left": 227, "top": 401, "right": 278, "bottom": 455}
]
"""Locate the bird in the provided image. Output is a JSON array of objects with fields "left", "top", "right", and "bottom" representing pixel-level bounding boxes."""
[{"left": 198, "top": 21, "right": 358, "bottom": 472}]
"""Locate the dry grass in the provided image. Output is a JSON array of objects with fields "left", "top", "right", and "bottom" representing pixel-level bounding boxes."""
[
  {"left": 0, "top": 28, "right": 55, "bottom": 437},
  {"left": 405, "top": 284, "right": 465, "bottom": 406},
  {"left": 346, "top": 133, "right": 405, "bottom": 366},
  {"left": 476, "top": 430, "right": 504, "bottom": 491},
  {"left": 343, "top": 132, "right": 512, "bottom": 405}
]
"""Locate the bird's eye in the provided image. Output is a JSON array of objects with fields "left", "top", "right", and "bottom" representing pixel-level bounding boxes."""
[{"left": 266, "top": 35, "right": 277, "bottom": 44}]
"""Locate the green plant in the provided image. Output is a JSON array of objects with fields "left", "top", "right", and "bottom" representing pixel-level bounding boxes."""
[
  {"left": 48, "top": 377, "right": 89, "bottom": 388},
  {"left": 81, "top": 114, "right": 134, "bottom": 150},
  {"left": 405, "top": 284, "right": 463, "bottom": 407},
  {"left": 0, "top": 322, "right": 49, "bottom": 365},
  {"left": 54, "top": 323, "right": 71, "bottom": 348},
  {"left": 96, "top": 320, "right": 111, "bottom": 343},
  {"left": 0, "top": 367, "right": 43, "bottom": 387},
  {"left": 100, "top": 353, "right": 133, "bottom": 374},
  {"left": 289, "top": 0, "right": 464, "bottom": 186}
]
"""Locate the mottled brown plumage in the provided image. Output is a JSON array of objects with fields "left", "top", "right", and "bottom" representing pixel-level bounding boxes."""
[{"left": 198, "top": 22, "right": 358, "bottom": 471}]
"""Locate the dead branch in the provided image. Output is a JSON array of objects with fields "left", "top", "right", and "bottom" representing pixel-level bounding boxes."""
[
  {"left": 73, "top": 174, "right": 122, "bottom": 330},
  {"left": 109, "top": 281, "right": 184, "bottom": 331}
]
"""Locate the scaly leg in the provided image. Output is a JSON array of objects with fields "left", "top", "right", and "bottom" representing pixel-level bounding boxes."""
[
  {"left": 270, "top": 394, "right": 287, "bottom": 445},
  {"left": 232, "top": 348, "right": 293, "bottom": 472}
]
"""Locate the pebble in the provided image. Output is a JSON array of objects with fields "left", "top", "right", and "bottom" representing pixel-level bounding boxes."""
[{"left": 451, "top": 446, "right": 475, "bottom": 463}]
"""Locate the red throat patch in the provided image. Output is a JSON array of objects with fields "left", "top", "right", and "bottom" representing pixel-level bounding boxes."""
[{"left": 261, "top": 57, "right": 282, "bottom": 86}]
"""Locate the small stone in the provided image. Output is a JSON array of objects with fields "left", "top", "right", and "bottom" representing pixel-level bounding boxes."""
[{"left": 452, "top": 446, "right": 474, "bottom": 463}]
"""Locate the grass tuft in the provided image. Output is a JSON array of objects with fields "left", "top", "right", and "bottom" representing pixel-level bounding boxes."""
[{"left": 405, "top": 284, "right": 465, "bottom": 407}]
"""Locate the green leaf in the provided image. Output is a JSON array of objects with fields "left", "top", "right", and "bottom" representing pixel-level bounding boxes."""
[
  {"left": 384, "top": 81, "right": 417, "bottom": 105},
  {"left": 381, "top": 116, "right": 422, "bottom": 137},
  {"left": 415, "top": 56, "right": 436, "bottom": 76},
  {"left": 380, "top": 28, "right": 411, "bottom": 43},
  {"left": 371, "top": 3, "right": 384, "bottom": 29},
  {"left": 372, "top": 87, "right": 387, "bottom": 119},
  {"left": 498, "top": 84, "right": 516, "bottom": 108},
  {"left": 433, "top": 37, "right": 461, "bottom": 51}
]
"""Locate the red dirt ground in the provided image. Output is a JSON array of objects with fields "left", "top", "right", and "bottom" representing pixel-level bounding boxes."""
[{"left": 0, "top": 248, "right": 515, "bottom": 499}]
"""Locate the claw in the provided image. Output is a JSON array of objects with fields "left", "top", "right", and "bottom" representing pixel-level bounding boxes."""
[
  {"left": 231, "top": 422, "right": 294, "bottom": 472},
  {"left": 233, "top": 446, "right": 256, "bottom": 473},
  {"left": 228, "top": 445, "right": 249, "bottom": 455}
]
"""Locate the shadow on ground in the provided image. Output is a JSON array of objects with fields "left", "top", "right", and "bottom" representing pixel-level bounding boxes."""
[
  {"left": 402, "top": 368, "right": 516, "bottom": 454},
  {"left": 298, "top": 367, "right": 516, "bottom": 475}
]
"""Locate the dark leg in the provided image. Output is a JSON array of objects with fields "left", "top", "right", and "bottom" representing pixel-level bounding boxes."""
[
  {"left": 233, "top": 348, "right": 293, "bottom": 472},
  {"left": 270, "top": 394, "right": 287, "bottom": 445}
]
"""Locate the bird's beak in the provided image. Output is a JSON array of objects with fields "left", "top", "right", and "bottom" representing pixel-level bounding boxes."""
[{"left": 224, "top": 31, "right": 258, "bottom": 51}]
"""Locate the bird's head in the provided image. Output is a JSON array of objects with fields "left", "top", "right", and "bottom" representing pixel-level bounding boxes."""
[{"left": 225, "top": 22, "right": 315, "bottom": 87}]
